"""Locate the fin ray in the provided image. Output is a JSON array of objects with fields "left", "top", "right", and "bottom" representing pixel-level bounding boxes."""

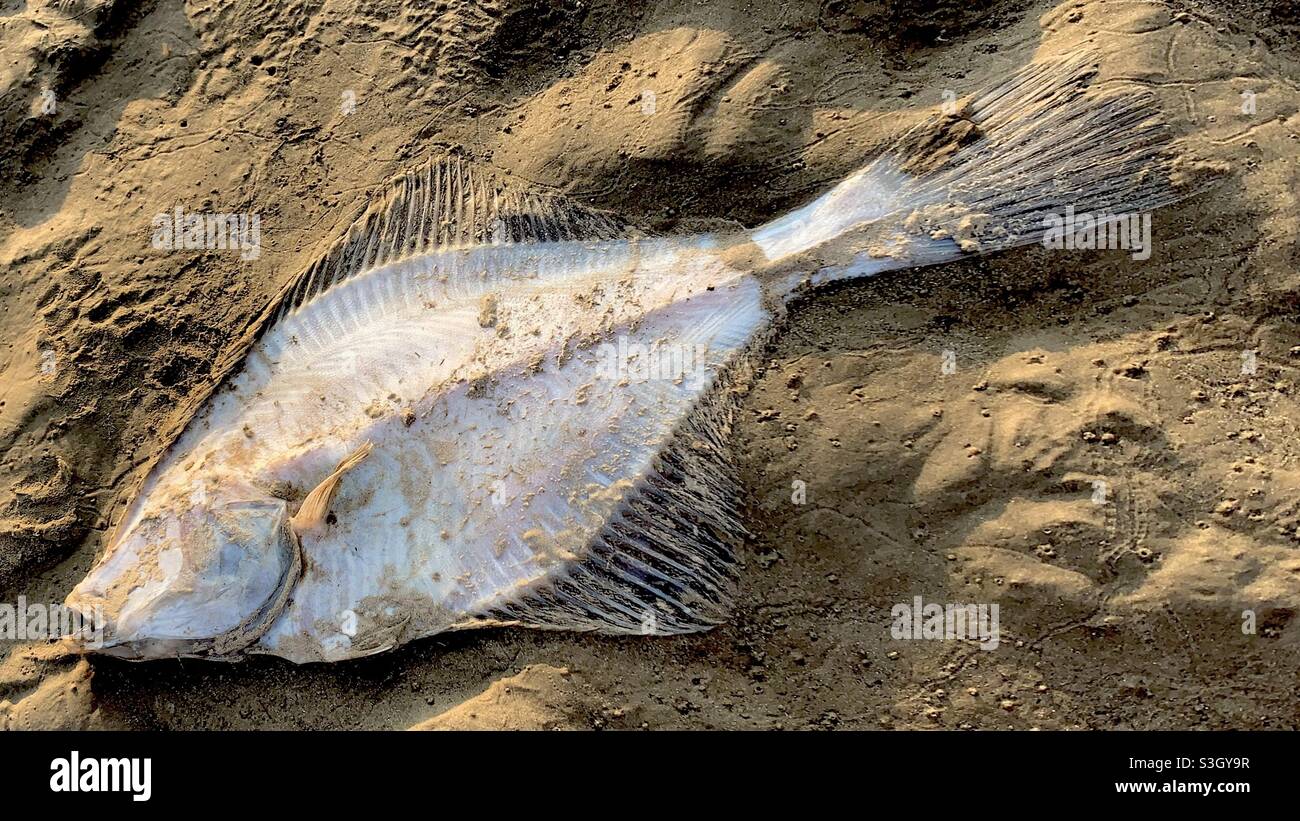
[
  {"left": 754, "top": 49, "right": 1220, "bottom": 283},
  {"left": 462, "top": 376, "right": 749, "bottom": 637},
  {"left": 275, "top": 154, "right": 640, "bottom": 324}
]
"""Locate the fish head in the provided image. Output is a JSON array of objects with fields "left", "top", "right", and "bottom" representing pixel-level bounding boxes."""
[{"left": 65, "top": 478, "right": 297, "bottom": 659}]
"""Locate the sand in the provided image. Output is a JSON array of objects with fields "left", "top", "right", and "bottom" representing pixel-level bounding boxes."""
[{"left": 2, "top": 0, "right": 1299, "bottom": 729}]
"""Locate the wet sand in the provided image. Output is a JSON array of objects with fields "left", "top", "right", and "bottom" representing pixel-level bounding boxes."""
[{"left": 2, "top": 0, "right": 1299, "bottom": 728}]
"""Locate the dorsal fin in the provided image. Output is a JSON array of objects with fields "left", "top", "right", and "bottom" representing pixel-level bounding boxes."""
[
  {"left": 107, "top": 153, "right": 638, "bottom": 550},
  {"left": 275, "top": 153, "right": 639, "bottom": 321}
]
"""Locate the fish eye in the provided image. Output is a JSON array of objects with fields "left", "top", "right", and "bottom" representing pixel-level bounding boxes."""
[
  {"left": 216, "top": 498, "right": 285, "bottom": 515},
  {"left": 210, "top": 499, "right": 287, "bottom": 543}
]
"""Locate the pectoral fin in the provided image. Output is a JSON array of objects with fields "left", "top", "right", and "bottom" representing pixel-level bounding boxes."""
[{"left": 290, "top": 442, "right": 374, "bottom": 535}]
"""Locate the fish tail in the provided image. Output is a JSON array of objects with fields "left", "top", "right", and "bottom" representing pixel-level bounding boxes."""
[{"left": 751, "top": 49, "right": 1222, "bottom": 288}]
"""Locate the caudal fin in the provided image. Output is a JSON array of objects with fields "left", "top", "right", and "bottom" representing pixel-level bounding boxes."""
[{"left": 752, "top": 49, "right": 1221, "bottom": 288}]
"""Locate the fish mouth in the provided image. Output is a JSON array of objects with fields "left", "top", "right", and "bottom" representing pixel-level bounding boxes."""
[{"left": 65, "top": 523, "right": 305, "bottom": 662}]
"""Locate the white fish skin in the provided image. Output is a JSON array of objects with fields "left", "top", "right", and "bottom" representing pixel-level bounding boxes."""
[
  {"left": 65, "top": 51, "right": 1206, "bottom": 661},
  {"left": 261, "top": 237, "right": 769, "bottom": 660},
  {"left": 72, "top": 234, "right": 771, "bottom": 661}
]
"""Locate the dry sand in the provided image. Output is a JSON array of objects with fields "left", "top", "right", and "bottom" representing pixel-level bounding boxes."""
[{"left": 1, "top": 0, "right": 1298, "bottom": 729}]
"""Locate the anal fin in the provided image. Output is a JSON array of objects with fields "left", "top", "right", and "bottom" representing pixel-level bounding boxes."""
[{"left": 464, "top": 386, "right": 747, "bottom": 636}]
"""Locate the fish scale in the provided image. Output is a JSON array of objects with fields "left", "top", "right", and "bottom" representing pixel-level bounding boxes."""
[{"left": 65, "top": 51, "right": 1213, "bottom": 661}]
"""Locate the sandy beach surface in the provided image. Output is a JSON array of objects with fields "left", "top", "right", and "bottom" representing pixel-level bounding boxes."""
[{"left": 1, "top": 0, "right": 1298, "bottom": 729}]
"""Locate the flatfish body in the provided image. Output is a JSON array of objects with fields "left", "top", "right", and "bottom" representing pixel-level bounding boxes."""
[
  {"left": 72, "top": 159, "right": 773, "bottom": 661},
  {"left": 66, "top": 52, "right": 1201, "bottom": 661},
  {"left": 258, "top": 235, "right": 768, "bottom": 660}
]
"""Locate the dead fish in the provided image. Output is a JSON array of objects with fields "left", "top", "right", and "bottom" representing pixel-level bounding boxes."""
[{"left": 66, "top": 52, "right": 1211, "bottom": 661}]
